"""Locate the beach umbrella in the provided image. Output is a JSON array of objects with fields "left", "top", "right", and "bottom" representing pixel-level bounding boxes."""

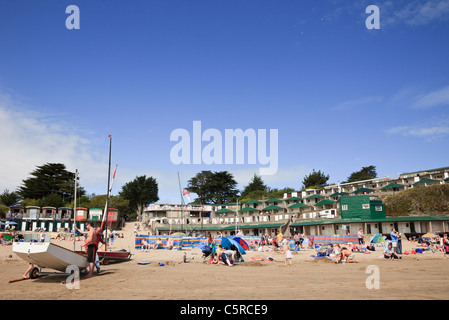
[
  {"left": 221, "top": 237, "right": 246, "bottom": 254},
  {"left": 232, "top": 237, "right": 249, "bottom": 251},
  {"left": 1, "top": 233, "right": 13, "bottom": 241}
]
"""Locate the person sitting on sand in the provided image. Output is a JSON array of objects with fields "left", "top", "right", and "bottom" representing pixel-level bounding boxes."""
[
  {"left": 166, "top": 238, "right": 173, "bottom": 250},
  {"left": 332, "top": 244, "right": 341, "bottom": 263},
  {"left": 384, "top": 243, "right": 400, "bottom": 260},
  {"left": 326, "top": 244, "right": 334, "bottom": 256},
  {"left": 154, "top": 238, "right": 162, "bottom": 250},
  {"left": 340, "top": 248, "right": 359, "bottom": 263},
  {"left": 141, "top": 239, "right": 149, "bottom": 251}
]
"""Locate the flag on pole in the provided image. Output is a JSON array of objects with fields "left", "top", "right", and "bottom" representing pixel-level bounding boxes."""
[{"left": 183, "top": 189, "right": 191, "bottom": 203}]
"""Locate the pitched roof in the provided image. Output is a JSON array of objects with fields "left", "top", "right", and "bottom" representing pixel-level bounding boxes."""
[
  {"left": 314, "top": 199, "right": 337, "bottom": 206},
  {"left": 352, "top": 187, "right": 375, "bottom": 194},
  {"left": 413, "top": 178, "right": 440, "bottom": 186},
  {"left": 284, "top": 196, "right": 302, "bottom": 201},
  {"left": 239, "top": 206, "right": 259, "bottom": 212},
  {"left": 264, "top": 198, "right": 281, "bottom": 203},
  {"left": 380, "top": 183, "right": 405, "bottom": 190},
  {"left": 244, "top": 200, "right": 262, "bottom": 204},
  {"left": 306, "top": 194, "right": 325, "bottom": 199}
]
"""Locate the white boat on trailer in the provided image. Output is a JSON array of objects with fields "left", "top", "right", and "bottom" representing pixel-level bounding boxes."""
[{"left": 13, "top": 240, "right": 88, "bottom": 279}]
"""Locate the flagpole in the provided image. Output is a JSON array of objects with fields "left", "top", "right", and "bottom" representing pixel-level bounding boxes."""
[
  {"left": 177, "top": 172, "right": 185, "bottom": 234},
  {"left": 73, "top": 169, "right": 78, "bottom": 252},
  {"left": 235, "top": 199, "right": 238, "bottom": 235},
  {"left": 104, "top": 135, "right": 112, "bottom": 251}
]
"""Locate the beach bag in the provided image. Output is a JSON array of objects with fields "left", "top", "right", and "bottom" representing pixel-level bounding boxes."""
[{"left": 317, "top": 252, "right": 326, "bottom": 257}]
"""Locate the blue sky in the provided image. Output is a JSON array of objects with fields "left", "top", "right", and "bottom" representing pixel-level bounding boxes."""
[{"left": 1, "top": 0, "right": 448, "bottom": 204}]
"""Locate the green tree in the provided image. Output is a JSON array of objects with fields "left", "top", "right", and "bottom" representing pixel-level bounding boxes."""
[
  {"left": 18, "top": 163, "right": 85, "bottom": 200},
  {"left": 302, "top": 169, "right": 330, "bottom": 188},
  {"left": 87, "top": 194, "right": 131, "bottom": 217},
  {"left": 119, "top": 175, "right": 159, "bottom": 218},
  {"left": 187, "top": 171, "right": 239, "bottom": 204},
  {"left": 36, "top": 193, "right": 65, "bottom": 208},
  {"left": 240, "top": 174, "right": 268, "bottom": 199},
  {"left": 0, "top": 189, "right": 21, "bottom": 207},
  {"left": 346, "top": 165, "right": 377, "bottom": 183}
]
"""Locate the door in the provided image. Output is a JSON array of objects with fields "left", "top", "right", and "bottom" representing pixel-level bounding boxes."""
[{"left": 410, "top": 222, "right": 415, "bottom": 233}]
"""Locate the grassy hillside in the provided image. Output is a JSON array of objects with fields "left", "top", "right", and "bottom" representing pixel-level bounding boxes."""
[{"left": 384, "top": 184, "right": 449, "bottom": 217}]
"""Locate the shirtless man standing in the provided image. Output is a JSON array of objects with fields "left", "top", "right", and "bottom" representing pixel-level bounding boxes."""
[{"left": 76, "top": 223, "right": 97, "bottom": 277}]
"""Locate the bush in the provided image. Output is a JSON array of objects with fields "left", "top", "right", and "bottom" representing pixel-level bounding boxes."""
[{"left": 384, "top": 184, "right": 449, "bottom": 216}]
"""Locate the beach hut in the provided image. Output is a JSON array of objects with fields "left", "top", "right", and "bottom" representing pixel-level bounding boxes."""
[
  {"left": 41, "top": 206, "right": 56, "bottom": 220},
  {"left": 75, "top": 207, "right": 88, "bottom": 221},
  {"left": 24, "top": 206, "right": 40, "bottom": 231},
  {"left": 107, "top": 208, "right": 118, "bottom": 222},
  {"left": 89, "top": 208, "right": 103, "bottom": 222},
  {"left": 25, "top": 206, "right": 40, "bottom": 220},
  {"left": 57, "top": 207, "right": 72, "bottom": 220},
  {"left": 9, "top": 206, "right": 24, "bottom": 219},
  {"left": 55, "top": 207, "right": 71, "bottom": 231}
]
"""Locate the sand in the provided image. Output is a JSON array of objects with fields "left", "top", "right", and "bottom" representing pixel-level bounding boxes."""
[{"left": 1, "top": 222, "right": 449, "bottom": 301}]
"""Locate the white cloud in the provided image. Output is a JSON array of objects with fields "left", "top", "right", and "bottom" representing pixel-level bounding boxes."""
[
  {"left": 385, "top": 117, "right": 449, "bottom": 140},
  {"left": 0, "top": 92, "right": 108, "bottom": 194},
  {"left": 413, "top": 85, "right": 449, "bottom": 109}
]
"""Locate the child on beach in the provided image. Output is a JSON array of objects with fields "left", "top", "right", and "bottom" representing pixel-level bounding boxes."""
[
  {"left": 285, "top": 248, "right": 293, "bottom": 266},
  {"left": 331, "top": 244, "right": 341, "bottom": 263}
]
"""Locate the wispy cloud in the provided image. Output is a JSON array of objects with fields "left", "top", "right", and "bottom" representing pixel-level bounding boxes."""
[
  {"left": 382, "top": 0, "right": 449, "bottom": 27},
  {"left": 331, "top": 96, "right": 383, "bottom": 111},
  {"left": 413, "top": 85, "right": 449, "bottom": 109},
  {"left": 385, "top": 116, "right": 449, "bottom": 141}
]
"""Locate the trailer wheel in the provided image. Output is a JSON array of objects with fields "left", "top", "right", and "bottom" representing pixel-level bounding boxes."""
[
  {"left": 102, "top": 258, "right": 109, "bottom": 265},
  {"left": 29, "top": 267, "right": 39, "bottom": 279}
]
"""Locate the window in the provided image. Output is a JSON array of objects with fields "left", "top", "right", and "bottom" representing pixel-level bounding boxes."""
[
  {"left": 362, "top": 204, "right": 369, "bottom": 210},
  {"left": 342, "top": 205, "right": 348, "bottom": 210}
]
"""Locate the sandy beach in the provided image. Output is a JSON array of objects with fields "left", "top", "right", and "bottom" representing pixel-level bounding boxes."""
[{"left": 1, "top": 223, "right": 449, "bottom": 301}]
